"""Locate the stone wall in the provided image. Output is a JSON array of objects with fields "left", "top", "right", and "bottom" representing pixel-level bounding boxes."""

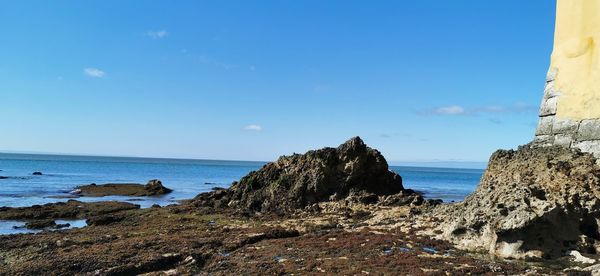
[{"left": 533, "top": 68, "right": 600, "bottom": 158}]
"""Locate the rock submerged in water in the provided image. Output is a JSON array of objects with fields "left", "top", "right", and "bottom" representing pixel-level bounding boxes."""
[
  {"left": 24, "top": 219, "right": 56, "bottom": 229},
  {"left": 435, "top": 144, "right": 600, "bottom": 259},
  {"left": 75, "top": 179, "right": 172, "bottom": 197},
  {"left": 195, "top": 137, "right": 422, "bottom": 213},
  {"left": 11, "top": 219, "right": 71, "bottom": 230},
  {"left": 32, "top": 172, "right": 43, "bottom": 176}
]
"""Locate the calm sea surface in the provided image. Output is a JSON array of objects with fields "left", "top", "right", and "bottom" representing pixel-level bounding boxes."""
[{"left": 0, "top": 153, "right": 483, "bottom": 209}]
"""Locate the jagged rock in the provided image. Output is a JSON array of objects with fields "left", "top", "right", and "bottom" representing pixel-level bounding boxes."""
[
  {"left": 145, "top": 179, "right": 173, "bottom": 195},
  {"left": 195, "top": 137, "right": 412, "bottom": 213},
  {"left": 435, "top": 144, "right": 600, "bottom": 259}
]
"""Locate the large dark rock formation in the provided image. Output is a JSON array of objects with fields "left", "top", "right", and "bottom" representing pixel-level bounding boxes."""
[
  {"left": 435, "top": 144, "right": 600, "bottom": 259},
  {"left": 195, "top": 137, "right": 411, "bottom": 213}
]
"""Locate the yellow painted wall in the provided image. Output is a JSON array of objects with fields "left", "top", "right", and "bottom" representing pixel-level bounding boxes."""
[{"left": 553, "top": 0, "right": 600, "bottom": 120}]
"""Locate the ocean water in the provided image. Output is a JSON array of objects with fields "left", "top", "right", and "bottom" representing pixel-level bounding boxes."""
[
  {"left": 391, "top": 166, "right": 483, "bottom": 203},
  {"left": 0, "top": 153, "right": 484, "bottom": 209}
]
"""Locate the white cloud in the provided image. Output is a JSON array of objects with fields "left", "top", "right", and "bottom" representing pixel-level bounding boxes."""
[
  {"left": 83, "top": 68, "right": 105, "bottom": 78},
  {"left": 243, "top": 124, "right": 263, "bottom": 131},
  {"left": 146, "top": 29, "right": 168, "bottom": 39},
  {"left": 475, "top": 106, "right": 506, "bottom": 113},
  {"left": 435, "top": 105, "right": 465, "bottom": 115},
  {"left": 421, "top": 102, "right": 538, "bottom": 116}
]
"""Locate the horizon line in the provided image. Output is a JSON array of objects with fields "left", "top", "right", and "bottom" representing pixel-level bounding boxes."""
[{"left": 0, "top": 150, "right": 488, "bottom": 169}]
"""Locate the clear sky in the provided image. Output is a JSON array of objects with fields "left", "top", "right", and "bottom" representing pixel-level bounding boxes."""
[{"left": 0, "top": 1, "right": 557, "bottom": 164}]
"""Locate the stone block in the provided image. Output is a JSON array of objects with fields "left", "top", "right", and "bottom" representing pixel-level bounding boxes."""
[
  {"left": 540, "top": 97, "right": 558, "bottom": 116},
  {"left": 535, "top": 116, "right": 554, "bottom": 135},
  {"left": 553, "top": 134, "right": 573, "bottom": 147},
  {"left": 532, "top": 135, "right": 554, "bottom": 147},
  {"left": 573, "top": 140, "right": 600, "bottom": 158},
  {"left": 577, "top": 119, "right": 600, "bottom": 140},
  {"left": 552, "top": 119, "right": 579, "bottom": 134},
  {"left": 543, "top": 82, "right": 561, "bottom": 99}
]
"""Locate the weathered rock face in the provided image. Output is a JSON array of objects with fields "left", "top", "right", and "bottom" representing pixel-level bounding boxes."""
[
  {"left": 435, "top": 145, "right": 600, "bottom": 259},
  {"left": 195, "top": 137, "right": 407, "bottom": 213}
]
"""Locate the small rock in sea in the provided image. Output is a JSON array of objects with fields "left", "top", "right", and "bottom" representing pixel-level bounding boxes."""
[
  {"left": 0, "top": 176, "right": 8, "bottom": 179},
  {"left": 151, "top": 204, "right": 161, "bottom": 208},
  {"left": 145, "top": 179, "right": 172, "bottom": 194},
  {"left": 76, "top": 180, "right": 173, "bottom": 197},
  {"left": 32, "top": 172, "right": 43, "bottom": 176}
]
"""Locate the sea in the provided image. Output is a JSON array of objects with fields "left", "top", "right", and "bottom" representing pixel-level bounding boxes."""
[{"left": 0, "top": 153, "right": 483, "bottom": 234}]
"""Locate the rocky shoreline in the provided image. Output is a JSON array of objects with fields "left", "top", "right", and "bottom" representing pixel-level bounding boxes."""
[{"left": 1, "top": 137, "right": 600, "bottom": 274}]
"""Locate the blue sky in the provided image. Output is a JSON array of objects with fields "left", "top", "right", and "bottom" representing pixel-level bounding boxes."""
[{"left": 0, "top": 1, "right": 556, "bottom": 164}]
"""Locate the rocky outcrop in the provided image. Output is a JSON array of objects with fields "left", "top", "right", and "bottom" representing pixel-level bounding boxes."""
[
  {"left": 0, "top": 200, "right": 140, "bottom": 220},
  {"left": 75, "top": 179, "right": 172, "bottom": 197},
  {"left": 435, "top": 144, "right": 600, "bottom": 259},
  {"left": 195, "top": 137, "right": 416, "bottom": 214}
]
